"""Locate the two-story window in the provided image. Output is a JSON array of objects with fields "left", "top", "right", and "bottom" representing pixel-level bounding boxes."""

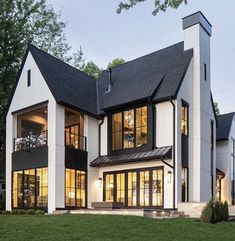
[
  {"left": 231, "top": 139, "right": 235, "bottom": 204},
  {"left": 181, "top": 102, "right": 189, "bottom": 202},
  {"left": 111, "top": 106, "right": 147, "bottom": 151}
]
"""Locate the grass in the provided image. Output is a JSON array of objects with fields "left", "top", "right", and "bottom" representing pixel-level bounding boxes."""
[{"left": 0, "top": 214, "right": 235, "bottom": 241}]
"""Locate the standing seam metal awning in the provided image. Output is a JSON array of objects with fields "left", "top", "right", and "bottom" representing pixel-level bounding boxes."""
[{"left": 90, "top": 146, "right": 172, "bottom": 167}]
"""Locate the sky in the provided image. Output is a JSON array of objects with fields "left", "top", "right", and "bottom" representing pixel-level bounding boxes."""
[{"left": 47, "top": 0, "right": 235, "bottom": 114}]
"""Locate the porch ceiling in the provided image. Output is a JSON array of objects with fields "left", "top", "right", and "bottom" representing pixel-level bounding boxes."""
[{"left": 90, "top": 146, "right": 172, "bottom": 167}]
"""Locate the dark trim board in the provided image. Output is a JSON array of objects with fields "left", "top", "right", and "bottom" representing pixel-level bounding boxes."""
[
  {"left": 103, "top": 166, "right": 164, "bottom": 209},
  {"left": 65, "top": 146, "right": 87, "bottom": 171},
  {"left": 12, "top": 146, "right": 48, "bottom": 171},
  {"left": 11, "top": 100, "right": 49, "bottom": 116}
]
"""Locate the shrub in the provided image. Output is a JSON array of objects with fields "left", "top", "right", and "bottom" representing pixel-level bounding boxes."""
[
  {"left": 18, "top": 209, "right": 26, "bottom": 215},
  {"left": 2, "top": 210, "right": 11, "bottom": 215},
  {"left": 26, "top": 209, "right": 36, "bottom": 215},
  {"left": 215, "top": 201, "right": 224, "bottom": 222},
  {"left": 11, "top": 210, "right": 19, "bottom": 215},
  {"left": 223, "top": 201, "right": 229, "bottom": 221},
  {"left": 201, "top": 199, "right": 216, "bottom": 223},
  {"left": 35, "top": 210, "right": 45, "bottom": 215}
]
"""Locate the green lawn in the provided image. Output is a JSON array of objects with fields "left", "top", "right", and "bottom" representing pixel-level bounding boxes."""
[{"left": 0, "top": 214, "right": 234, "bottom": 241}]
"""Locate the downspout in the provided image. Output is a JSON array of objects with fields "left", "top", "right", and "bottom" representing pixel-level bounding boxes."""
[
  {"left": 98, "top": 117, "right": 104, "bottom": 156},
  {"left": 170, "top": 98, "right": 176, "bottom": 210}
]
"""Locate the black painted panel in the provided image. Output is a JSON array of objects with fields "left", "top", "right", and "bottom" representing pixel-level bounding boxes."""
[
  {"left": 181, "top": 134, "right": 188, "bottom": 168},
  {"left": 65, "top": 146, "right": 87, "bottom": 171},
  {"left": 12, "top": 146, "right": 48, "bottom": 171}
]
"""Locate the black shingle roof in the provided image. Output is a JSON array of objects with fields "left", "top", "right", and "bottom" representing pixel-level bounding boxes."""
[
  {"left": 90, "top": 146, "right": 172, "bottom": 167},
  {"left": 97, "top": 42, "right": 193, "bottom": 113},
  {"left": 217, "top": 112, "right": 235, "bottom": 141},
  {"left": 29, "top": 45, "right": 98, "bottom": 117},
  {"left": 8, "top": 42, "right": 193, "bottom": 117}
]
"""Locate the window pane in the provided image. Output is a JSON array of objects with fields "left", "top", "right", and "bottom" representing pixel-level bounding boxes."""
[
  {"left": 105, "top": 174, "right": 114, "bottom": 202},
  {"left": 140, "top": 171, "right": 149, "bottom": 206},
  {"left": 181, "top": 168, "right": 188, "bottom": 202},
  {"left": 24, "top": 169, "right": 35, "bottom": 208},
  {"left": 116, "top": 173, "right": 125, "bottom": 203},
  {"left": 112, "top": 113, "right": 122, "bottom": 132},
  {"left": 152, "top": 170, "right": 163, "bottom": 206},
  {"left": 124, "top": 110, "right": 134, "bottom": 149},
  {"left": 181, "top": 104, "right": 188, "bottom": 136},
  {"left": 128, "top": 172, "right": 137, "bottom": 207},
  {"left": 36, "top": 168, "right": 48, "bottom": 207},
  {"left": 112, "top": 113, "right": 123, "bottom": 151}
]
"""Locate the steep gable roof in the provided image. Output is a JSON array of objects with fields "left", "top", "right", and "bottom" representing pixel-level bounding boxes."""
[
  {"left": 97, "top": 42, "right": 193, "bottom": 113},
  {"left": 8, "top": 42, "right": 193, "bottom": 118},
  {"left": 217, "top": 112, "right": 235, "bottom": 141},
  {"left": 28, "top": 45, "right": 98, "bottom": 117}
]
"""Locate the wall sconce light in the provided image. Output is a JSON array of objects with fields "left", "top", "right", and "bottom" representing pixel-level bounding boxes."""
[
  {"left": 167, "top": 171, "right": 172, "bottom": 183},
  {"left": 98, "top": 177, "right": 102, "bottom": 188}
]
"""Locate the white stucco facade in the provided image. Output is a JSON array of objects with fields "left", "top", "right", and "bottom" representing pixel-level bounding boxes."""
[{"left": 5, "top": 12, "right": 220, "bottom": 214}]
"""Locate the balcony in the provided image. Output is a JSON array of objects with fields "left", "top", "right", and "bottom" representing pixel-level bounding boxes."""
[
  {"left": 65, "top": 130, "right": 87, "bottom": 152},
  {"left": 14, "top": 130, "right": 48, "bottom": 152}
]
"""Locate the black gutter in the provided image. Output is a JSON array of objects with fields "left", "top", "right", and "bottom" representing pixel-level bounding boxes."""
[
  {"left": 98, "top": 117, "right": 104, "bottom": 156},
  {"left": 170, "top": 98, "right": 176, "bottom": 210}
]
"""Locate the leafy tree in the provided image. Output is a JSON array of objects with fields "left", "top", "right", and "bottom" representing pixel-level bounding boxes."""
[
  {"left": 107, "top": 58, "right": 126, "bottom": 69},
  {"left": 117, "top": 0, "right": 187, "bottom": 15},
  {"left": 0, "top": 0, "right": 85, "bottom": 177},
  {"left": 214, "top": 102, "right": 220, "bottom": 115},
  {"left": 82, "top": 61, "right": 102, "bottom": 79}
]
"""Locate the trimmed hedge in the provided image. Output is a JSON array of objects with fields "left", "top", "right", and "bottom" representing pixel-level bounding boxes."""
[
  {"left": 0, "top": 209, "right": 45, "bottom": 215},
  {"left": 201, "top": 199, "right": 229, "bottom": 223}
]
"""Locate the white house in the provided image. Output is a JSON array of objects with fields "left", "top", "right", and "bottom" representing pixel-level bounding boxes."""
[
  {"left": 5, "top": 11, "right": 217, "bottom": 214},
  {"left": 216, "top": 112, "right": 235, "bottom": 205}
]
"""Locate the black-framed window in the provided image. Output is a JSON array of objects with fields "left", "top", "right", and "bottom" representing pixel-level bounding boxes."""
[
  {"left": 12, "top": 168, "right": 48, "bottom": 209},
  {"left": 181, "top": 103, "right": 188, "bottom": 136},
  {"left": 204, "top": 63, "right": 207, "bottom": 81},
  {"left": 65, "top": 124, "right": 80, "bottom": 149},
  {"left": 105, "top": 174, "right": 114, "bottom": 202},
  {"left": 27, "top": 69, "right": 31, "bottom": 87},
  {"left": 65, "top": 168, "right": 86, "bottom": 208},
  {"left": 231, "top": 139, "right": 235, "bottom": 205},
  {"left": 127, "top": 172, "right": 137, "bottom": 207},
  {"left": 111, "top": 106, "right": 147, "bottom": 151},
  {"left": 103, "top": 167, "right": 163, "bottom": 208},
  {"left": 181, "top": 168, "right": 188, "bottom": 202}
]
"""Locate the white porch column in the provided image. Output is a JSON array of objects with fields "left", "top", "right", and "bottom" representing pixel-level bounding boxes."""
[{"left": 48, "top": 101, "right": 65, "bottom": 213}]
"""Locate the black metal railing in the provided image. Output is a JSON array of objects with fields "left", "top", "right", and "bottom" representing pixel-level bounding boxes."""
[
  {"left": 14, "top": 130, "right": 48, "bottom": 152},
  {"left": 65, "top": 131, "right": 87, "bottom": 151}
]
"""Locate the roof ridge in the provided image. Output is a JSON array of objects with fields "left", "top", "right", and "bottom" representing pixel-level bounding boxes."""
[
  {"left": 28, "top": 44, "right": 97, "bottom": 82},
  {"left": 218, "top": 112, "right": 235, "bottom": 117},
  {"left": 100, "top": 41, "right": 185, "bottom": 73}
]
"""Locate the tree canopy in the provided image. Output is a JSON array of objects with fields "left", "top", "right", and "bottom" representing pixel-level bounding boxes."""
[
  {"left": 0, "top": 0, "right": 86, "bottom": 177},
  {"left": 117, "top": 0, "right": 187, "bottom": 15},
  {"left": 107, "top": 58, "right": 126, "bottom": 69}
]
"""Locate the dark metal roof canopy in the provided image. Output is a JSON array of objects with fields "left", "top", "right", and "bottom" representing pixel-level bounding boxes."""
[{"left": 90, "top": 146, "right": 172, "bottom": 167}]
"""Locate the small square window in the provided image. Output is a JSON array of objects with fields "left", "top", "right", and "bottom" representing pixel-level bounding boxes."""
[
  {"left": 204, "top": 63, "right": 207, "bottom": 81},
  {"left": 27, "top": 69, "right": 31, "bottom": 87},
  {"left": 1, "top": 183, "right": 5, "bottom": 190}
]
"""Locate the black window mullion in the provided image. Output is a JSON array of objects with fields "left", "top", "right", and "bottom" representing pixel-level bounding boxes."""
[
  {"left": 137, "top": 171, "right": 140, "bottom": 208},
  {"left": 114, "top": 174, "right": 117, "bottom": 202},
  {"left": 35, "top": 169, "right": 37, "bottom": 209},
  {"left": 149, "top": 170, "right": 153, "bottom": 207},
  {"left": 125, "top": 172, "right": 128, "bottom": 207},
  {"left": 75, "top": 170, "right": 77, "bottom": 207}
]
